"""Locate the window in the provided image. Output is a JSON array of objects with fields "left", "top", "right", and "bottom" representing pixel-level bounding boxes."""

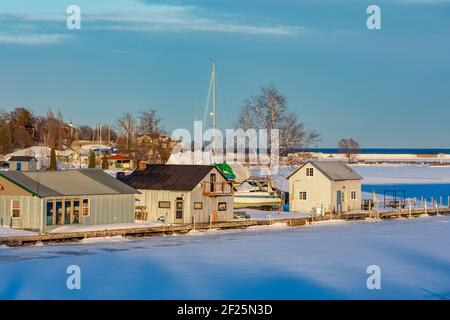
[
  {"left": 299, "top": 192, "right": 307, "bottom": 200},
  {"left": 46, "top": 199, "right": 81, "bottom": 226},
  {"left": 158, "top": 201, "right": 171, "bottom": 209},
  {"left": 55, "top": 200, "right": 63, "bottom": 224},
  {"left": 11, "top": 200, "right": 21, "bottom": 218},
  {"left": 73, "top": 200, "right": 80, "bottom": 224},
  {"left": 306, "top": 168, "right": 314, "bottom": 176},
  {"left": 46, "top": 201, "right": 54, "bottom": 225},
  {"left": 218, "top": 202, "right": 227, "bottom": 211},
  {"left": 351, "top": 190, "right": 357, "bottom": 200},
  {"left": 194, "top": 202, "right": 203, "bottom": 210},
  {"left": 82, "top": 199, "right": 90, "bottom": 217},
  {"left": 64, "top": 200, "right": 71, "bottom": 224},
  {"left": 210, "top": 173, "right": 217, "bottom": 192}
]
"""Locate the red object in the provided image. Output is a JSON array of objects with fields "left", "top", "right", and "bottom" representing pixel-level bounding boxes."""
[{"left": 109, "top": 154, "right": 130, "bottom": 161}]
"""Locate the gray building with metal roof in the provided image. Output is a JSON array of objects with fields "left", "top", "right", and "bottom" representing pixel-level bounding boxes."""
[
  {"left": 8, "top": 156, "right": 38, "bottom": 172},
  {"left": 288, "top": 161, "right": 363, "bottom": 214},
  {"left": 0, "top": 169, "right": 139, "bottom": 232}
]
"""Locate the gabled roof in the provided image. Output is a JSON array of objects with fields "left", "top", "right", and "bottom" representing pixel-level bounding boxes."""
[
  {"left": 8, "top": 156, "right": 37, "bottom": 162},
  {"left": 110, "top": 154, "right": 130, "bottom": 161},
  {"left": 0, "top": 169, "right": 139, "bottom": 198},
  {"left": 122, "top": 164, "right": 223, "bottom": 191},
  {"left": 287, "top": 161, "right": 363, "bottom": 181}
]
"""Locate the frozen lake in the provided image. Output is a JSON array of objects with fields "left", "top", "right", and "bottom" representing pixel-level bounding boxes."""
[{"left": 1, "top": 216, "right": 449, "bottom": 299}]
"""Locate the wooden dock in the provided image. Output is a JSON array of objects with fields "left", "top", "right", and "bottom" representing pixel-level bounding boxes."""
[
  {"left": 0, "top": 218, "right": 312, "bottom": 247},
  {"left": 1, "top": 207, "right": 448, "bottom": 247}
]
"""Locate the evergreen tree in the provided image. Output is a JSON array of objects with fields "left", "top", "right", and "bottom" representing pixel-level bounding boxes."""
[
  {"left": 101, "top": 155, "right": 109, "bottom": 170},
  {"left": 0, "top": 126, "right": 13, "bottom": 155},
  {"left": 88, "top": 151, "right": 96, "bottom": 168},
  {"left": 49, "top": 148, "right": 57, "bottom": 170}
]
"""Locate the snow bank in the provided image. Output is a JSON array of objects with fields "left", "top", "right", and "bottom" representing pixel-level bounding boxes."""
[
  {"left": 1, "top": 216, "right": 449, "bottom": 299},
  {"left": 49, "top": 221, "right": 164, "bottom": 234},
  {"left": 80, "top": 235, "right": 127, "bottom": 244},
  {"left": 0, "top": 227, "right": 38, "bottom": 237},
  {"left": 244, "top": 209, "right": 311, "bottom": 220}
]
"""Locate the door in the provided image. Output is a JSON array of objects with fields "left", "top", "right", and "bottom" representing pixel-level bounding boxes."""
[
  {"left": 175, "top": 199, "right": 184, "bottom": 223},
  {"left": 336, "top": 191, "right": 342, "bottom": 213},
  {"left": 16, "top": 163, "right": 22, "bottom": 171},
  {"left": 11, "top": 200, "right": 21, "bottom": 228}
]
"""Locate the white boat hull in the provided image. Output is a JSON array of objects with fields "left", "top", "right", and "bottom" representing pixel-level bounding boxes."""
[{"left": 234, "top": 192, "right": 283, "bottom": 209}]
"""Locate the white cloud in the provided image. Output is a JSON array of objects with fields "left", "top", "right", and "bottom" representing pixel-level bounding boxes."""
[
  {"left": 0, "top": 4, "right": 303, "bottom": 38},
  {"left": 0, "top": 34, "right": 71, "bottom": 45}
]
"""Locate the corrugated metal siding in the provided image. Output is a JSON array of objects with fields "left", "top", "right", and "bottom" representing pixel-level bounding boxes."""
[
  {"left": 136, "top": 167, "right": 234, "bottom": 224},
  {"left": 137, "top": 189, "right": 188, "bottom": 224},
  {"left": 0, "top": 195, "right": 42, "bottom": 230},
  {"left": 42, "top": 194, "right": 135, "bottom": 231},
  {"left": 76, "top": 194, "right": 135, "bottom": 226}
]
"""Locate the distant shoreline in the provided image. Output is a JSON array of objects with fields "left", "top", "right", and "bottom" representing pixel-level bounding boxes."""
[{"left": 296, "top": 148, "right": 450, "bottom": 155}]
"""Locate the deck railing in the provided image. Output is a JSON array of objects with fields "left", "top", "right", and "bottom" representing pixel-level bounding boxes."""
[{"left": 202, "top": 182, "right": 233, "bottom": 196}]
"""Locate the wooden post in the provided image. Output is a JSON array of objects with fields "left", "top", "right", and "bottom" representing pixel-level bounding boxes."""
[
  {"left": 408, "top": 198, "right": 412, "bottom": 218},
  {"left": 424, "top": 198, "right": 427, "bottom": 215},
  {"left": 209, "top": 212, "right": 212, "bottom": 230}
]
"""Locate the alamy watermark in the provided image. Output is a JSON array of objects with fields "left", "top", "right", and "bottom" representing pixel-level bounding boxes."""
[
  {"left": 366, "top": 265, "right": 381, "bottom": 290},
  {"left": 171, "top": 121, "right": 280, "bottom": 174},
  {"left": 66, "top": 265, "right": 81, "bottom": 290},
  {"left": 367, "top": 5, "right": 381, "bottom": 30},
  {"left": 66, "top": 5, "right": 81, "bottom": 30}
]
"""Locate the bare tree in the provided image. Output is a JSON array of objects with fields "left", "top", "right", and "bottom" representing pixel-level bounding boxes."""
[
  {"left": 236, "top": 85, "right": 319, "bottom": 156},
  {"left": 36, "top": 108, "right": 75, "bottom": 149},
  {"left": 338, "top": 138, "right": 361, "bottom": 163},
  {"left": 116, "top": 113, "right": 137, "bottom": 152},
  {"left": 77, "top": 125, "right": 94, "bottom": 141},
  {"left": 137, "top": 110, "right": 164, "bottom": 136}
]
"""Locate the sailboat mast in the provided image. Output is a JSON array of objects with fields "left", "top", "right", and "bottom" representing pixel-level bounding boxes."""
[{"left": 211, "top": 60, "right": 216, "bottom": 153}]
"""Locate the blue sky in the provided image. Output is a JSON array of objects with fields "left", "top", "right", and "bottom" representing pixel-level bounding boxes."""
[{"left": 0, "top": 0, "right": 449, "bottom": 147}]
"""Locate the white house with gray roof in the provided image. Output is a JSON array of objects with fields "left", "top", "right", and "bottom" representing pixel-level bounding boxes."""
[
  {"left": 287, "top": 161, "right": 363, "bottom": 214},
  {"left": 0, "top": 169, "right": 139, "bottom": 232}
]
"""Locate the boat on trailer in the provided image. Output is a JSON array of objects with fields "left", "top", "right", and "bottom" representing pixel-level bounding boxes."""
[{"left": 234, "top": 176, "right": 283, "bottom": 209}]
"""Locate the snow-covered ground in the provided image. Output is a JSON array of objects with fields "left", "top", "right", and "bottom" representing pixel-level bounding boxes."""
[
  {"left": 49, "top": 221, "right": 164, "bottom": 234},
  {"left": 244, "top": 209, "right": 310, "bottom": 220},
  {"left": 0, "top": 216, "right": 449, "bottom": 299},
  {"left": 0, "top": 227, "right": 38, "bottom": 237},
  {"left": 352, "top": 165, "right": 450, "bottom": 185},
  {"left": 249, "top": 164, "right": 450, "bottom": 192}
]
